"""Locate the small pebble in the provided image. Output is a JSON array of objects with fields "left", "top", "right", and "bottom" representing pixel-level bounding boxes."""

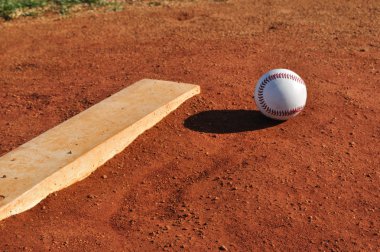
[
  {"left": 102, "top": 175, "right": 107, "bottom": 179},
  {"left": 164, "top": 225, "right": 171, "bottom": 231},
  {"left": 219, "top": 245, "right": 228, "bottom": 251}
]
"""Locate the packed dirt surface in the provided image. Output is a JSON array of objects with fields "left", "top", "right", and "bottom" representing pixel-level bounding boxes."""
[{"left": 0, "top": 0, "right": 379, "bottom": 251}]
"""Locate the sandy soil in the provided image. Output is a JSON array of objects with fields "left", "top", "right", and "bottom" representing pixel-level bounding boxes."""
[{"left": 0, "top": 0, "right": 379, "bottom": 251}]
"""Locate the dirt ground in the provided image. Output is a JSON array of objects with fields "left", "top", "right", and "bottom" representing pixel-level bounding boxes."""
[{"left": 0, "top": 0, "right": 379, "bottom": 251}]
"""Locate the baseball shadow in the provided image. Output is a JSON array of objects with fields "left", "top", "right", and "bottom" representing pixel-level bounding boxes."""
[{"left": 184, "top": 110, "right": 283, "bottom": 134}]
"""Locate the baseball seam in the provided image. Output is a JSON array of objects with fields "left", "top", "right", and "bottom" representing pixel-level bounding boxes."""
[{"left": 257, "top": 73, "right": 305, "bottom": 117}]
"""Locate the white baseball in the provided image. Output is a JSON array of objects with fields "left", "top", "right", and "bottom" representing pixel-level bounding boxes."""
[{"left": 254, "top": 69, "right": 307, "bottom": 120}]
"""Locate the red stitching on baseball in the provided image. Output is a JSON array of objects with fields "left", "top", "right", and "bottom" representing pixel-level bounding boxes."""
[{"left": 257, "top": 73, "right": 305, "bottom": 117}]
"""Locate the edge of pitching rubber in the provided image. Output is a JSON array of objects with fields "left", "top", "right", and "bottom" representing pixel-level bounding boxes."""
[{"left": 0, "top": 79, "right": 200, "bottom": 221}]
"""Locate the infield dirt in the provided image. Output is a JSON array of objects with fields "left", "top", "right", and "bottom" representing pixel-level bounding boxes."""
[{"left": 0, "top": 0, "right": 379, "bottom": 251}]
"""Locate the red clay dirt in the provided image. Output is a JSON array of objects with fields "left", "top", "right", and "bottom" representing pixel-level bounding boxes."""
[{"left": 0, "top": 0, "right": 379, "bottom": 251}]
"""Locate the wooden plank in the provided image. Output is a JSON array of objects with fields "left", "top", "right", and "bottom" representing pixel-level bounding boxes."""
[{"left": 0, "top": 79, "right": 200, "bottom": 221}]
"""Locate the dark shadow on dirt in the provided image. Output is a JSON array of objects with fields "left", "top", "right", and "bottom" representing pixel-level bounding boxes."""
[{"left": 184, "top": 110, "right": 283, "bottom": 134}]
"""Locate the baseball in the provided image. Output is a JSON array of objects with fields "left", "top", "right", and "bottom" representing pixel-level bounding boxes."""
[{"left": 254, "top": 69, "right": 307, "bottom": 120}]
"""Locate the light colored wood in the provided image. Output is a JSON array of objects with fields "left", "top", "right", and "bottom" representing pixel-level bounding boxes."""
[{"left": 0, "top": 79, "right": 200, "bottom": 221}]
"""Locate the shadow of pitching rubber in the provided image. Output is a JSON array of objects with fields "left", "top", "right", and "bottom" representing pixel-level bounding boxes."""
[{"left": 184, "top": 110, "right": 283, "bottom": 134}]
